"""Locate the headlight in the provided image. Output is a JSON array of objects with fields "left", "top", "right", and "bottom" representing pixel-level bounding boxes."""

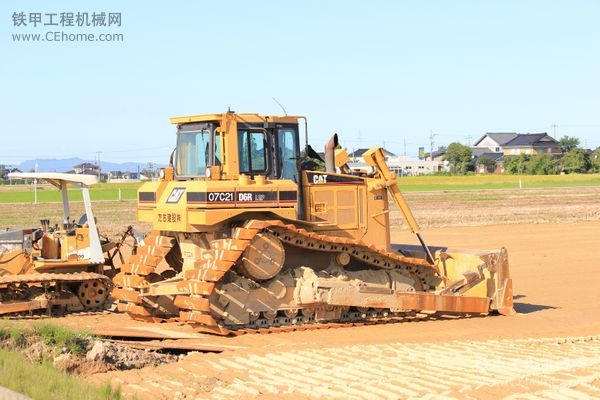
[
  {"left": 159, "top": 168, "right": 165, "bottom": 179},
  {"left": 205, "top": 167, "right": 212, "bottom": 178}
]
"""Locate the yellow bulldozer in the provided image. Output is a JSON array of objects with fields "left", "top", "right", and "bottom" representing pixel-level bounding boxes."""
[
  {"left": 113, "top": 111, "right": 514, "bottom": 334},
  {"left": 0, "top": 172, "right": 130, "bottom": 315}
]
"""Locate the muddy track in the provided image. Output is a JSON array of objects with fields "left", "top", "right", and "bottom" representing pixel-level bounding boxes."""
[{"left": 93, "top": 335, "right": 600, "bottom": 399}]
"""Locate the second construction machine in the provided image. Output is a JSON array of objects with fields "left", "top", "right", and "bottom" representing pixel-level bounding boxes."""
[
  {"left": 0, "top": 173, "right": 125, "bottom": 316},
  {"left": 114, "top": 111, "right": 514, "bottom": 334}
]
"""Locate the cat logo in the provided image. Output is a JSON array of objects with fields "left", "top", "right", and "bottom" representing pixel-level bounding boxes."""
[
  {"left": 312, "top": 174, "right": 328, "bottom": 184},
  {"left": 166, "top": 187, "right": 186, "bottom": 203}
]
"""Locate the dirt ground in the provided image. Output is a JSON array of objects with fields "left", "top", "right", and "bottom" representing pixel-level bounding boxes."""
[
  {"left": 3, "top": 185, "right": 599, "bottom": 399},
  {"left": 52, "top": 220, "right": 598, "bottom": 399}
]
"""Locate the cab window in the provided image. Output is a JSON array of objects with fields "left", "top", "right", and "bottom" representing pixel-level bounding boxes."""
[
  {"left": 213, "top": 132, "right": 222, "bottom": 166},
  {"left": 238, "top": 130, "right": 267, "bottom": 174},
  {"left": 176, "top": 128, "right": 210, "bottom": 176},
  {"left": 277, "top": 128, "right": 298, "bottom": 181}
]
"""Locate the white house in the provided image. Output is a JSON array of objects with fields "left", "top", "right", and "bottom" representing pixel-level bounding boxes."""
[
  {"left": 473, "top": 133, "right": 518, "bottom": 153},
  {"left": 350, "top": 154, "right": 449, "bottom": 176}
]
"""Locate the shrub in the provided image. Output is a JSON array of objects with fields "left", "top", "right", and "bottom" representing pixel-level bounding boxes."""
[
  {"left": 34, "top": 324, "right": 91, "bottom": 357},
  {"left": 560, "top": 149, "right": 592, "bottom": 173}
]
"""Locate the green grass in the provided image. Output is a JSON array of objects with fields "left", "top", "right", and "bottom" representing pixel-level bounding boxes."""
[
  {"left": 0, "top": 324, "right": 27, "bottom": 348},
  {"left": 33, "top": 324, "right": 92, "bottom": 357},
  {"left": 395, "top": 173, "right": 600, "bottom": 191},
  {"left": 0, "top": 322, "right": 92, "bottom": 357},
  {"left": 0, "top": 182, "right": 142, "bottom": 203},
  {"left": 0, "top": 322, "right": 120, "bottom": 400},
  {"left": 0, "top": 348, "right": 122, "bottom": 400}
]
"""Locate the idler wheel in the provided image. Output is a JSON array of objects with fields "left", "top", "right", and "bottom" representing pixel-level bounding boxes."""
[
  {"left": 77, "top": 280, "right": 109, "bottom": 310},
  {"left": 238, "top": 232, "right": 285, "bottom": 281}
]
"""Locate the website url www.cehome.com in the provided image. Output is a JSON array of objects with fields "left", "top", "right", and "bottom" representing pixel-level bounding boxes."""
[{"left": 12, "top": 31, "right": 124, "bottom": 42}]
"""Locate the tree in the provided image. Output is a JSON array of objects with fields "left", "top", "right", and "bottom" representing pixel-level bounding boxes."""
[
  {"left": 477, "top": 156, "right": 496, "bottom": 167},
  {"left": 526, "top": 154, "right": 557, "bottom": 175},
  {"left": 591, "top": 148, "right": 600, "bottom": 173},
  {"left": 560, "top": 149, "right": 591, "bottom": 173},
  {"left": 445, "top": 142, "right": 472, "bottom": 174},
  {"left": 477, "top": 156, "right": 496, "bottom": 173},
  {"left": 504, "top": 154, "right": 530, "bottom": 174},
  {"left": 559, "top": 136, "right": 580, "bottom": 153}
]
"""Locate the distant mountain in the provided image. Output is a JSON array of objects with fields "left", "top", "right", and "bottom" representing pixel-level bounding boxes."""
[{"left": 17, "top": 158, "right": 165, "bottom": 173}]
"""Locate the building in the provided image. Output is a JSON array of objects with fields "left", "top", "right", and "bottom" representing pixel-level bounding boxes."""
[
  {"left": 502, "top": 133, "right": 560, "bottom": 156},
  {"left": 349, "top": 154, "right": 449, "bottom": 176},
  {"left": 474, "top": 132, "right": 560, "bottom": 156},
  {"left": 347, "top": 147, "right": 447, "bottom": 175},
  {"left": 389, "top": 155, "right": 449, "bottom": 175},
  {"left": 473, "top": 133, "right": 518, "bottom": 153},
  {"left": 0, "top": 165, "right": 21, "bottom": 180},
  {"left": 108, "top": 171, "right": 142, "bottom": 182},
  {"left": 425, "top": 149, "right": 447, "bottom": 162},
  {"left": 471, "top": 148, "right": 505, "bottom": 174},
  {"left": 73, "top": 162, "right": 100, "bottom": 175},
  {"left": 349, "top": 148, "right": 396, "bottom": 162}
]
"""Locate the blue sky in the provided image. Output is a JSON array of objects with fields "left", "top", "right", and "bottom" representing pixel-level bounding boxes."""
[{"left": 1, "top": 0, "right": 599, "bottom": 164}]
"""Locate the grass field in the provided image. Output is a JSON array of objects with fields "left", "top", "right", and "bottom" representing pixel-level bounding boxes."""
[
  {"left": 395, "top": 173, "right": 600, "bottom": 191},
  {"left": 1, "top": 174, "right": 600, "bottom": 204},
  {"left": 0, "top": 350, "right": 122, "bottom": 400},
  {"left": 0, "top": 182, "right": 140, "bottom": 203},
  {"left": 0, "top": 321, "right": 122, "bottom": 400}
]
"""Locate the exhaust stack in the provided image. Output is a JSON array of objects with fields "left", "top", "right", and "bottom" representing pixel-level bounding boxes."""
[{"left": 324, "top": 134, "right": 339, "bottom": 173}]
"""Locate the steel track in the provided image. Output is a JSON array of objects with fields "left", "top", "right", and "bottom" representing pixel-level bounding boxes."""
[
  {"left": 0, "top": 272, "right": 113, "bottom": 316},
  {"left": 114, "top": 220, "right": 460, "bottom": 335}
]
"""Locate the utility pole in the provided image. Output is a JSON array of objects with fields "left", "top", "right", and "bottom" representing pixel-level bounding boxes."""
[
  {"left": 429, "top": 130, "right": 437, "bottom": 161},
  {"left": 95, "top": 151, "right": 102, "bottom": 180},
  {"left": 551, "top": 123, "right": 558, "bottom": 138},
  {"left": 466, "top": 134, "right": 473, "bottom": 146},
  {"left": 33, "top": 161, "right": 38, "bottom": 206},
  {"left": 403, "top": 138, "right": 407, "bottom": 156}
]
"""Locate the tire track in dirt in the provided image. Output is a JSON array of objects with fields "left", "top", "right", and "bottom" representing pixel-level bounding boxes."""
[{"left": 96, "top": 335, "right": 600, "bottom": 399}]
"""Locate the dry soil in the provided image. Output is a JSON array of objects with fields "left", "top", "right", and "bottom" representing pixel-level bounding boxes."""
[{"left": 64, "top": 221, "right": 600, "bottom": 399}]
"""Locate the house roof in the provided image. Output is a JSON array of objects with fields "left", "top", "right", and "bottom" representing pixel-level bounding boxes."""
[
  {"left": 73, "top": 162, "right": 99, "bottom": 168},
  {"left": 474, "top": 152, "right": 504, "bottom": 162},
  {"left": 471, "top": 148, "right": 489, "bottom": 157},
  {"left": 425, "top": 149, "right": 446, "bottom": 158},
  {"left": 349, "top": 148, "right": 396, "bottom": 158},
  {"left": 474, "top": 132, "right": 518, "bottom": 147},
  {"left": 503, "top": 133, "right": 558, "bottom": 147}
]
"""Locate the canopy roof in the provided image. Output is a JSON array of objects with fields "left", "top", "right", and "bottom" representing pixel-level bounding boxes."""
[{"left": 7, "top": 172, "right": 99, "bottom": 187}]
